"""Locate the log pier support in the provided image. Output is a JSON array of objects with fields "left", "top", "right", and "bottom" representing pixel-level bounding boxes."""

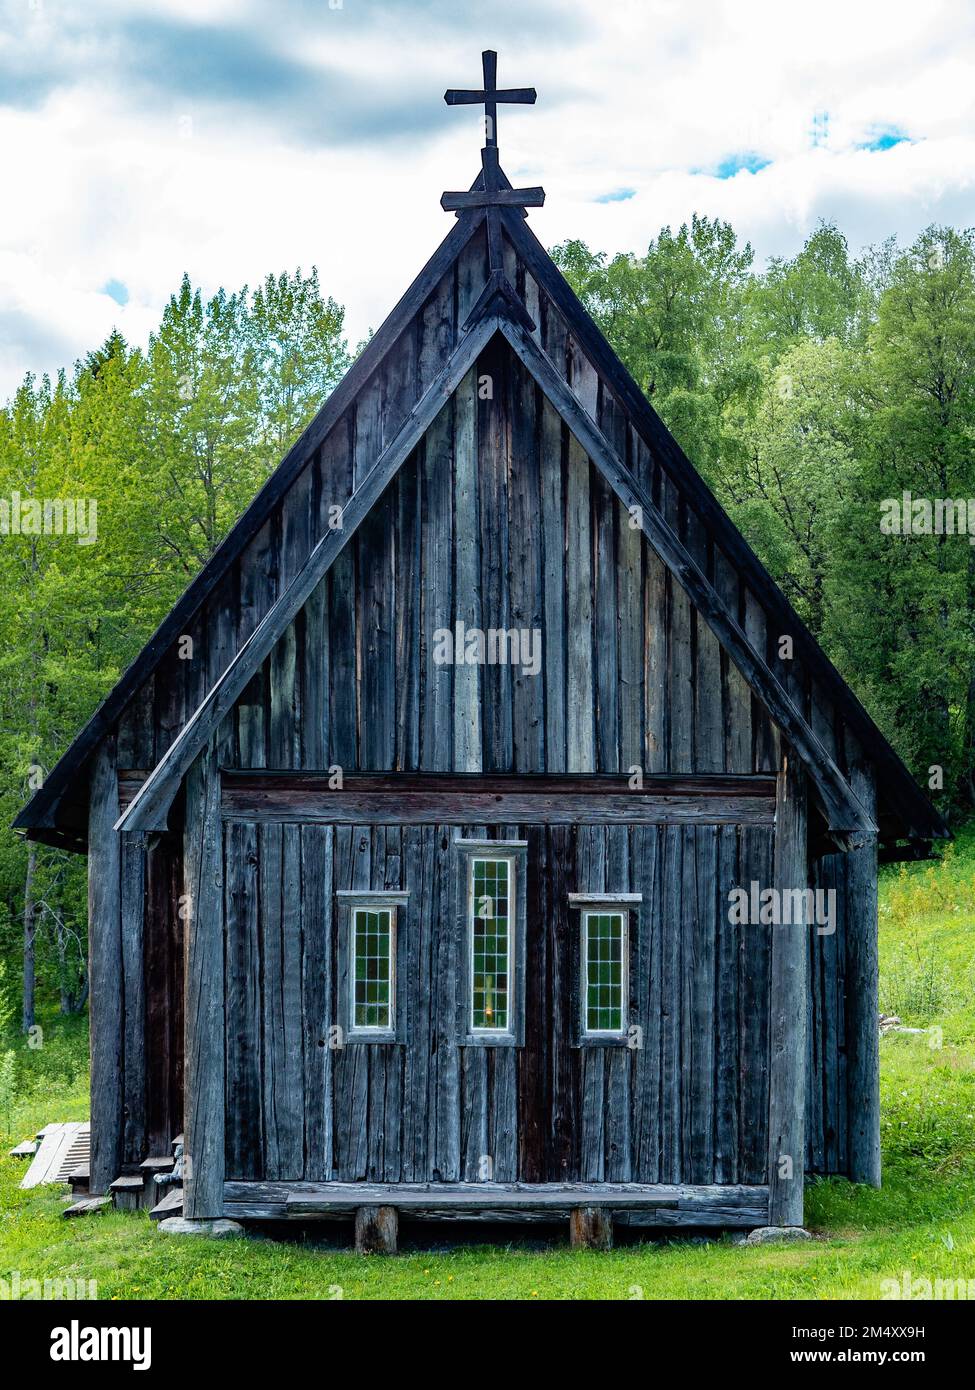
[
  {"left": 355, "top": 1205, "right": 399, "bottom": 1255},
  {"left": 569, "top": 1206, "right": 613, "bottom": 1251}
]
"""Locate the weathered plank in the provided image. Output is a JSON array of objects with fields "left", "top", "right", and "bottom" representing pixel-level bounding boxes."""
[
  {"left": 301, "top": 824, "right": 332, "bottom": 1181},
  {"left": 452, "top": 369, "right": 482, "bottom": 771},
  {"left": 767, "top": 751, "right": 808, "bottom": 1227},
  {"left": 88, "top": 738, "right": 123, "bottom": 1194},
  {"left": 565, "top": 435, "right": 594, "bottom": 771},
  {"left": 224, "top": 820, "right": 262, "bottom": 1179},
  {"left": 845, "top": 752, "right": 881, "bottom": 1187},
  {"left": 222, "top": 787, "right": 776, "bottom": 826},
  {"left": 182, "top": 738, "right": 224, "bottom": 1219},
  {"left": 120, "top": 832, "right": 146, "bottom": 1167}
]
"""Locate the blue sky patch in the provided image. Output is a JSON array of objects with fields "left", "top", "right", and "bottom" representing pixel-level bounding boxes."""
[
  {"left": 594, "top": 187, "right": 636, "bottom": 203},
  {"left": 858, "top": 126, "right": 910, "bottom": 152},
  {"left": 710, "top": 152, "right": 771, "bottom": 179},
  {"left": 101, "top": 279, "right": 129, "bottom": 307}
]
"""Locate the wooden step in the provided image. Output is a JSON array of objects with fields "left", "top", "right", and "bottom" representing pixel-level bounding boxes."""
[
  {"left": 140, "top": 1155, "right": 176, "bottom": 1176},
  {"left": 149, "top": 1188, "right": 183, "bottom": 1222},
  {"left": 64, "top": 1196, "right": 112, "bottom": 1219},
  {"left": 141, "top": 1156, "right": 178, "bottom": 1191},
  {"left": 67, "top": 1168, "right": 90, "bottom": 1196},
  {"left": 110, "top": 1174, "right": 151, "bottom": 1212},
  {"left": 8, "top": 1139, "right": 38, "bottom": 1159}
]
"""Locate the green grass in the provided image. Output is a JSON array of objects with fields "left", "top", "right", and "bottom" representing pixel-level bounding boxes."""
[
  {"left": 1, "top": 1157, "right": 973, "bottom": 1300},
  {"left": 1, "top": 832, "right": 973, "bottom": 1300}
]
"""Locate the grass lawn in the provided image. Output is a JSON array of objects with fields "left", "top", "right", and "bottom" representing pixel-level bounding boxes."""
[{"left": 1, "top": 835, "right": 973, "bottom": 1301}]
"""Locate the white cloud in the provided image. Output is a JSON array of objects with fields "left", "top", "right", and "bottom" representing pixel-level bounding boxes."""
[{"left": 0, "top": 0, "right": 973, "bottom": 398}]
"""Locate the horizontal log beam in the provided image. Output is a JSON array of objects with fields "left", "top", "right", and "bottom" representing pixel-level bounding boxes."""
[
  {"left": 442, "top": 188, "right": 544, "bottom": 211},
  {"left": 223, "top": 1180, "right": 769, "bottom": 1218},
  {"left": 221, "top": 771, "right": 777, "bottom": 796},
  {"left": 220, "top": 787, "right": 775, "bottom": 826}
]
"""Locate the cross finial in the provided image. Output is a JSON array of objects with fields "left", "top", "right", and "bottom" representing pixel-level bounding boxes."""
[
  {"left": 444, "top": 49, "right": 535, "bottom": 154},
  {"left": 441, "top": 49, "right": 544, "bottom": 216}
]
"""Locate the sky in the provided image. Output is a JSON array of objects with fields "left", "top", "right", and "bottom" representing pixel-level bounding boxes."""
[{"left": 0, "top": 0, "right": 974, "bottom": 400}]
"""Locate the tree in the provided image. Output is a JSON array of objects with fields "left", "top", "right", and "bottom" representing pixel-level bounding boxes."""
[
  {"left": 830, "top": 227, "right": 975, "bottom": 811},
  {"left": 552, "top": 215, "right": 759, "bottom": 485},
  {"left": 724, "top": 337, "right": 862, "bottom": 635},
  {"left": 0, "top": 266, "right": 350, "bottom": 1025},
  {"left": 745, "top": 221, "right": 874, "bottom": 356}
]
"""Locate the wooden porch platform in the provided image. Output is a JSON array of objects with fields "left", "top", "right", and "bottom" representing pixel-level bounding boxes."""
[{"left": 224, "top": 1181, "right": 770, "bottom": 1227}]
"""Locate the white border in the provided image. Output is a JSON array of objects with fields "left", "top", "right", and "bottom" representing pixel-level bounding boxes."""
[
  {"left": 468, "top": 853, "right": 517, "bottom": 1036},
  {"left": 580, "top": 907, "right": 629, "bottom": 1039}
]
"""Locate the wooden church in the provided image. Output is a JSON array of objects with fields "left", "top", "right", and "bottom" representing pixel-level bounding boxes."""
[{"left": 16, "top": 53, "right": 946, "bottom": 1248}]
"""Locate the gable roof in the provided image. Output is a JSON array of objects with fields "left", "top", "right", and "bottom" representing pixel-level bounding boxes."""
[
  {"left": 119, "top": 307, "right": 875, "bottom": 848},
  {"left": 15, "top": 175, "right": 948, "bottom": 855},
  {"left": 499, "top": 207, "right": 947, "bottom": 850},
  {"left": 12, "top": 207, "right": 486, "bottom": 849}
]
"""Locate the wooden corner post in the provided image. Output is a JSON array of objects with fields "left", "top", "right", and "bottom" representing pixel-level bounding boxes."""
[
  {"left": 88, "top": 736, "right": 124, "bottom": 1194},
  {"left": 846, "top": 756, "right": 881, "bottom": 1187},
  {"left": 182, "top": 738, "right": 225, "bottom": 1219},
  {"left": 768, "top": 750, "right": 808, "bottom": 1227}
]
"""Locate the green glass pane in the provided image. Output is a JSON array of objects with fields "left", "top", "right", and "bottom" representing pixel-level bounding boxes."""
[
  {"left": 471, "top": 859, "right": 510, "bottom": 1030},
  {"left": 584, "top": 912, "right": 624, "bottom": 1033},
  {"left": 353, "top": 907, "right": 392, "bottom": 1029}
]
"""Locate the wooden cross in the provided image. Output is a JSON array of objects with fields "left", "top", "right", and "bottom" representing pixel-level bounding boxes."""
[
  {"left": 444, "top": 50, "right": 535, "bottom": 151},
  {"left": 441, "top": 50, "right": 544, "bottom": 215}
]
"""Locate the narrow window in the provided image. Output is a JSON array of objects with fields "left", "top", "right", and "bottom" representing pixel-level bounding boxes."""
[
  {"left": 470, "top": 857, "right": 513, "bottom": 1033},
  {"left": 582, "top": 910, "right": 626, "bottom": 1036},
  {"left": 352, "top": 905, "right": 395, "bottom": 1032}
]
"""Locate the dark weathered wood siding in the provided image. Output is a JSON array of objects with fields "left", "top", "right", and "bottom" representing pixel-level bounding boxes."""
[
  {"left": 223, "top": 820, "right": 775, "bottom": 1186},
  {"left": 98, "top": 218, "right": 880, "bottom": 1184}
]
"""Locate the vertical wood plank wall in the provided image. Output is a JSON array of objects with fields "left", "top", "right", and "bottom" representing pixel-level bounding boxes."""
[
  {"left": 100, "top": 219, "right": 879, "bottom": 1179},
  {"left": 223, "top": 820, "right": 775, "bottom": 1186}
]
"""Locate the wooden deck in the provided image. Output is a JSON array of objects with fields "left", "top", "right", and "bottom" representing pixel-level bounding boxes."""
[
  {"left": 223, "top": 1181, "right": 770, "bottom": 1227},
  {"left": 19, "top": 1123, "right": 90, "bottom": 1189}
]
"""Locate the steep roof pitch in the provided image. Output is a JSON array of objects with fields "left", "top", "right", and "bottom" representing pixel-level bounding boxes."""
[
  {"left": 14, "top": 147, "right": 947, "bottom": 855},
  {"left": 117, "top": 304, "right": 874, "bottom": 847},
  {"left": 12, "top": 207, "right": 486, "bottom": 849}
]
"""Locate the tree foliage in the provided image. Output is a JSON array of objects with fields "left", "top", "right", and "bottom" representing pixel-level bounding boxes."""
[{"left": 0, "top": 268, "right": 348, "bottom": 1024}]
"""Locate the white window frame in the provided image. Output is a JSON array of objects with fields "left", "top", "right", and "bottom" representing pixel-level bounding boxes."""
[
  {"left": 580, "top": 909, "right": 628, "bottom": 1039},
  {"left": 569, "top": 892, "right": 641, "bottom": 1044},
  {"left": 454, "top": 838, "right": 527, "bottom": 1047},
  {"left": 337, "top": 890, "right": 408, "bottom": 1043},
  {"left": 468, "top": 853, "right": 516, "bottom": 1036}
]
